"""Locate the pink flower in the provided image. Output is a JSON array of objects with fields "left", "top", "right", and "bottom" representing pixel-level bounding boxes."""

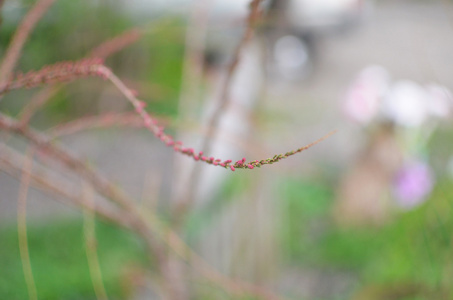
[
  {"left": 343, "top": 65, "right": 390, "bottom": 124},
  {"left": 393, "top": 161, "right": 434, "bottom": 209}
]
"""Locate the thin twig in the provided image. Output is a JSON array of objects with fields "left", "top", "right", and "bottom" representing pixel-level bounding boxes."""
[
  {"left": 0, "top": 53, "right": 327, "bottom": 298},
  {"left": 0, "top": 112, "right": 169, "bottom": 255},
  {"left": 49, "top": 112, "right": 145, "bottom": 137},
  {"left": 49, "top": 111, "right": 266, "bottom": 159},
  {"left": 89, "top": 16, "right": 176, "bottom": 60},
  {"left": 0, "top": 140, "right": 180, "bottom": 300},
  {"left": 17, "top": 22, "right": 156, "bottom": 125},
  {"left": 203, "top": 0, "right": 264, "bottom": 154},
  {"left": 0, "top": 145, "right": 135, "bottom": 229},
  {"left": 83, "top": 183, "right": 109, "bottom": 300},
  {"left": 89, "top": 28, "right": 142, "bottom": 60},
  {"left": 211, "top": 0, "right": 263, "bottom": 124},
  {"left": 171, "top": 0, "right": 211, "bottom": 236},
  {"left": 2, "top": 60, "right": 330, "bottom": 172},
  {"left": 0, "top": 2, "right": 296, "bottom": 297},
  {"left": 0, "top": 0, "right": 56, "bottom": 85},
  {"left": 19, "top": 23, "right": 149, "bottom": 127},
  {"left": 172, "top": 0, "right": 264, "bottom": 222},
  {"left": 17, "top": 148, "right": 38, "bottom": 300},
  {"left": 0, "top": 113, "right": 282, "bottom": 300},
  {"left": 177, "top": 0, "right": 211, "bottom": 116}
]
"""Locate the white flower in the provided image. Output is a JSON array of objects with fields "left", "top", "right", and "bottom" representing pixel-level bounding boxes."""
[{"left": 381, "top": 80, "right": 429, "bottom": 127}]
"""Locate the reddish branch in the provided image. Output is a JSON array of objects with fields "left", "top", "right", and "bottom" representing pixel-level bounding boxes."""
[
  {"left": 0, "top": 112, "right": 186, "bottom": 299},
  {"left": 0, "top": 0, "right": 56, "bottom": 84},
  {"left": 0, "top": 53, "right": 330, "bottom": 298},
  {"left": 0, "top": 145, "right": 136, "bottom": 229},
  {"left": 49, "top": 112, "right": 145, "bottom": 137},
  {"left": 0, "top": 113, "right": 282, "bottom": 300},
  {"left": 1, "top": 59, "right": 330, "bottom": 172},
  {"left": 18, "top": 26, "right": 145, "bottom": 126},
  {"left": 89, "top": 28, "right": 142, "bottom": 59},
  {"left": 171, "top": 0, "right": 264, "bottom": 222},
  {"left": 0, "top": 1, "right": 315, "bottom": 299},
  {"left": 0, "top": 59, "right": 106, "bottom": 94},
  {"left": 202, "top": 0, "right": 263, "bottom": 151}
]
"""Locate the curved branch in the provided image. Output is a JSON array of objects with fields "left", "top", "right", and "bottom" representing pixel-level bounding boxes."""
[
  {"left": 0, "top": 112, "right": 282, "bottom": 300},
  {"left": 0, "top": 0, "right": 56, "bottom": 84},
  {"left": 1, "top": 60, "right": 331, "bottom": 172}
]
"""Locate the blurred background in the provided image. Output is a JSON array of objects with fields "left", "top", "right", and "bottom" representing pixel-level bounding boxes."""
[{"left": 1, "top": 0, "right": 453, "bottom": 299}]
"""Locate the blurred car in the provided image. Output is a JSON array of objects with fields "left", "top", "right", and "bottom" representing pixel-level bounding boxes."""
[
  {"left": 208, "top": 0, "right": 368, "bottom": 80},
  {"left": 126, "top": 0, "right": 368, "bottom": 80},
  {"left": 264, "top": 0, "right": 368, "bottom": 81}
]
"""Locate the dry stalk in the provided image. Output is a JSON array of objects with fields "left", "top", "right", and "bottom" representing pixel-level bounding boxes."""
[
  {"left": 1, "top": 60, "right": 329, "bottom": 172},
  {"left": 82, "top": 183, "right": 109, "bottom": 300},
  {"left": 0, "top": 113, "right": 178, "bottom": 295},
  {"left": 0, "top": 60, "right": 332, "bottom": 298},
  {"left": 0, "top": 113, "right": 282, "bottom": 300},
  {"left": 178, "top": 0, "right": 211, "bottom": 116},
  {"left": 89, "top": 16, "right": 175, "bottom": 60},
  {"left": 0, "top": 144, "right": 135, "bottom": 229},
  {"left": 0, "top": 0, "right": 56, "bottom": 85},
  {"left": 17, "top": 148, "right": 37, "bottom": 300},
  {"left": 89, "top": 28, "right": 142, "bottom": 60},
  {"left": 49, "top": 112, "right": 145, "bottom": 137},
  {"left": 19, "top": 24, "right": 149, "bottom": 127},
  {"left": 0, "top": 3, "right": 332, "bottom": 295},
  {"left": 108, "top": 63, "right": 334, "bottom": 169},
  {"left": 172, "top": 0, "right": 264, "bottom": 223}
]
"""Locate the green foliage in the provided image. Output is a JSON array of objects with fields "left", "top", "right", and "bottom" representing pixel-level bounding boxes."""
[
  {"left": 279, "top": 178, "right": 334, "bottom": 263},
  {"left": 279, "top": 176, "right": 453, "bottom": 299},
  {"left": 141, "top": 23, "right": 184, "bottom": 117},
  {"left": 0, "top": 218, "right": 146, "bottom": 300},
  {"left": 0, "top": 0, "right": 184, "bottom": 125},
  {"left": 1, "top": 1, "right": 131, "bottom": 67}
]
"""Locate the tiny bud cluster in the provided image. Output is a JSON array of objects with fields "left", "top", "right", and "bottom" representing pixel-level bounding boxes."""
[
  {"left": 0, "top": 59, "right": 106, "bottom": 95},
  {"left": 131, "top": 92, "right": 332, "bottom": 171},
  {"left": 1, "top": 59, "right": 332, "bottom": 172}
]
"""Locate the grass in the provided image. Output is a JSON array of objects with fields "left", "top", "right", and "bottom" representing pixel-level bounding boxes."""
[
  {"left": 2, "top": 177, "right": 452, "bottom": 299},
  {"left": 279, "top": 176, "right": 453, "bottom": 299},
  {"left": 0, "top": 218, "right": 147, "bottom": 300}
]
